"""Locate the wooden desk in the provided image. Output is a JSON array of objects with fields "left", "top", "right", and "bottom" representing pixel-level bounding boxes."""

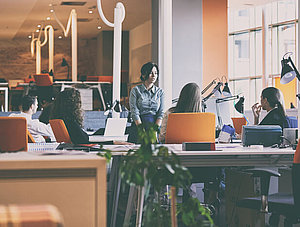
[{"left": 0, "top": 152, "right": 106, "bottom": 227}]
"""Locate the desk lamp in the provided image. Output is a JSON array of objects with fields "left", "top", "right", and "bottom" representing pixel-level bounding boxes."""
[{"left": 280, "top": 52, "right": 300, "bottom": 84}]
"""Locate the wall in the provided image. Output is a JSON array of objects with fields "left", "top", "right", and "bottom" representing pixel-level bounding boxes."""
[
  {"left": 129, "top": 20, "right": 152, "bottom": 84},
  {"left": 172, "top": 0, "right": 203, "bottom": 100},
  {"left": 202, "top": 0, "right": 228, "bottom": 88},
  {"left": 0, "top": 37, "right": 98, "bottom": 81}
]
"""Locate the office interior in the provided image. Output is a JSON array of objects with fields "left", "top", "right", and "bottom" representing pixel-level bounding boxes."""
[{"left": 0, "top": 0, "right": 299, "bottom": 226}]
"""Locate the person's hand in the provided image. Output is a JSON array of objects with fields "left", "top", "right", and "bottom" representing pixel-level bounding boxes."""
[{"left": 251, "top": 103, "right": 261, "bottom": 124}]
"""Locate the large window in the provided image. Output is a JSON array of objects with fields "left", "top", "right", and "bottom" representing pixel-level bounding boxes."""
[{"left": 228, "top": 0, "right": 298, "bottom": 115}]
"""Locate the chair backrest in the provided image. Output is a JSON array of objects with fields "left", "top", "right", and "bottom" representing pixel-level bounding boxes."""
[
  {"left": 49, "top": 119, "right": 72, "bottom": 143},
  {"left": 33, "top": 74, "right": 53, "bottom": 86},
  {"left": 0, "top": 117, "right": 28, "bottom": 152},
  {"left": 231, "top": 117, "right": 247, "bottom": 135},
  {"left": 27, "top": 130, "right": 35, "bottom": 143},
  {"left": 165, "top": 112, "right": 215, "bottom": 144}
]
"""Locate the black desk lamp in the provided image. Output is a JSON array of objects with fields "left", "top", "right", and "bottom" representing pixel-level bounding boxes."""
[
  {"left": 61, "top": 58, "right": 70, "bottom": 81},
  {"left": 234, "top": 97, "right": 245, "bottom": 114},
  {"left": 280, "top": 52, "right": 300, "bottom": 84}
]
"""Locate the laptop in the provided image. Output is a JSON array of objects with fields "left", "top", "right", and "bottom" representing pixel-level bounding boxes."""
[{"left": 104, "top": 118, "right": 127, "bottom": 136}]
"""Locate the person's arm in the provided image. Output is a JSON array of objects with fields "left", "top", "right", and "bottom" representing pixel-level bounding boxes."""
[
  {"left": 129, "top": 87, "right": 142, "bottom": 125},
  {"left": 155, "top": 90, "right": 165, "bottom": 126},
  {"left": 251, "top": 103, "right": 261, "bottom": 125}
]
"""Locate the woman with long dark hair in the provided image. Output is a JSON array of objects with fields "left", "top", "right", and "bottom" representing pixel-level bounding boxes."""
[
  {"left": 129, "top": 62, "right": 164, "bottom": 143},
  {"left": 159, "top": 82, "right": 201, "bottom": 143},
  {"left": 252, "top": 87, "right": 289, "bottom": 129}
]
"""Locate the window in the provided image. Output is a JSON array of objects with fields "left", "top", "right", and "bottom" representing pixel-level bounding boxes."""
[{"left": 228, "top": 0, "right": 298, "bottom": 115}]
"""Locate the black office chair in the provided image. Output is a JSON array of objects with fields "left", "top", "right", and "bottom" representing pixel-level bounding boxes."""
[{"left": 237, "top": 164, "right": 300, "bottom": 227}]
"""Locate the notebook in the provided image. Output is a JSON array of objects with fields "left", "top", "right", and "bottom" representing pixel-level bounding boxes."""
[{"left": 104, "top": 118, "right": 127, "bottom": 136}]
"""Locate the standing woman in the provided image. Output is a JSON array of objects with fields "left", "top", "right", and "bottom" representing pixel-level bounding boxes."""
[
  {"left": 252, "top": 87, "right": 289, "bottom": 129},
  {"left": 159, "top": 82, "right": 201, "bottom": 143},
  {"left": 129, "top": 62, "right": 164, "bottom": 143}
]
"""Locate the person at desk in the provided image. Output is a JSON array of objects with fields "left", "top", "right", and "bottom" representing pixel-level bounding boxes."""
[
  {"left": 129, "top": 62, "right": 164, "bottom": 143},
  {"left": 50, "top": 88, "right": 131, "bottom": 145},
  {"left": 9, "top": 95, "right": 55, "bottom": 142},
  {"left": 159, "top": 82, "right": 201, "bottom": 143},
  {"left": 252, "top": 87, "right": 289, "bottom": 129}
]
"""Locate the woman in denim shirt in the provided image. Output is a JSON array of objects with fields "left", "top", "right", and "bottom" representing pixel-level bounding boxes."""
[{"left": 129, "top": 62, "right": 164, "bottom": 143}]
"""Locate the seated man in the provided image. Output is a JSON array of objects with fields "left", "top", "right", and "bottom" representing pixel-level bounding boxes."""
[{"left": 10, "top": 95, "right": 55, "bottom": 142}]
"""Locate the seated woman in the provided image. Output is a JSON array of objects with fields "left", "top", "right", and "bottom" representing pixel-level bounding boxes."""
[
  {"left": 50, "top": 88, "right": 131, "bottom": 145},
  {"left": 252, "top": 87, "right": 289, "bottom": 129},
  {"left": 159, "top": 82, "right": 201, "bottom": 143}
]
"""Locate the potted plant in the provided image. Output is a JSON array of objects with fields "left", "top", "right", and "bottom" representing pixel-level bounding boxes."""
[{"left": 118, "top": 124, "right": 214, "bottom": 227}]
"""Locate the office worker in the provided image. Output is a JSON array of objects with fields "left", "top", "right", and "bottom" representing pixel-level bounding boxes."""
[
  {"left": 159, "top": 82, "right": 201, "bottom": 143},
  {"left": 10, "top": 95, "right": 55, "bottom": 142},
  {"left": 129, "top": 62, "right": 164, "bottom": 143},
  {"left": 251, "top": 87, "right": 289, "bottom": 129},
  {"left": 50, "top": 88, "right": 131, "bottom": 145}
]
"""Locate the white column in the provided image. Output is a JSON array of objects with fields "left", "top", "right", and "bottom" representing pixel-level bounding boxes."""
[
  {"left": 159, "top": 0, "right": 172, "bottom": 109},
  {"left": 36, "top": 40, "right": 41, "bottom": 74},
  {"left": 49, "top": 26, "right": 54, "bottom": 72},
  {"left": 112, "top": 5, "right": 122, "bottom": 106},
  {"left": 71, "top": 10, "right": 77, "bottom": 81}
]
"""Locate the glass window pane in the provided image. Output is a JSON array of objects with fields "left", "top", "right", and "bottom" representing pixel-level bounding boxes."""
[
  {"left": 278, "top": 23, "right": 296, "bottom": 71},
  {"left": 255, "top": 6, "right": 262, "bottom": 27},
  {"left": 271, "top": 27, "right": 279, "bottom": 75},
  {"left": 249, "top": 32, "right": 255, "bottom": 76},
  {"left": 271, "top": 1, "right": 278, "bottom": 24},
  {"left": 234, "top": 80, "right": 250, "bottom": 110},
  {"left": 233, "top": 33, "right": 250, "bottom": 77},
  {"left": 278, "top": 0, "right": 296, "bottom": 22},
  {"left": 234, "top": 8, "right": 250, "bottom": 31},
  {"left": 228, "top": 9, "right": 235, "bottom": 33}
]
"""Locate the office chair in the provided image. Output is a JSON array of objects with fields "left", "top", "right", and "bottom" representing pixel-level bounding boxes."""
[
  {"left": 237, "top": 140, "right": 300, "bottom": 227},
  {"left": 0, "top": 117, "right": 28, "bottom": 152},
  {"left": 49, "top": 119, "right": 72, "bottom": 144},
  {"left": 27, "top": 130, "right": 35, "bottom": 143},
  {"left": 231, "top": 117, "right": 247, "bottom": 135},
  {"left": 164, "top": 113, "right": 222, "bottom": 221},
  {"left": 165, "top": 112, "right": 215, "bottom": 143}
]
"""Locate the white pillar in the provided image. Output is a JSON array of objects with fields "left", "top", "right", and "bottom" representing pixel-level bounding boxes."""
[
  {"left": 159, "top": 0, "right": 172, "bottom": 109},
  {"left": 49, "top": 26, "right": 54, "bottom": 72},
  {"left": 71, "top": 10, "right": 77, "bottom": 81},
  {"left": 112, "top": 5, "right": 123, "bottom": 105},
  {"left": 36, "top": 40, "right": 41, "bottom": 74}
]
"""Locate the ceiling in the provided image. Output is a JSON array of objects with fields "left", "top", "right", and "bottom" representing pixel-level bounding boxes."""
[
  {"left": 0, "top": 0, "right": 151, "bottom": 40},
  {"left": 0, "top": 0, "right": 278, "bottom": 40}
]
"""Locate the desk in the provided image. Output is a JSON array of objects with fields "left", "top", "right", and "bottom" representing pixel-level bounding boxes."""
[
  {"left": 55, "top": 81, "right": 111, "bottom": 111},
  {"left": 0, "top": 152, "right": 106, "bottom": 227},
  {"left": 100, "top": 143, "right": 295, "bottom": 227}
]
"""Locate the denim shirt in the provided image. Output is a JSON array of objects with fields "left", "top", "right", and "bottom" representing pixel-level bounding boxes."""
[{"left": 129, "top": 84, "right": 164, "bottom": 122}]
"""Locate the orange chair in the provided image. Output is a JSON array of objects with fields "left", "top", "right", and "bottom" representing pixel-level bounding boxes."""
[
  {"left": 231, "top": 117, "right": 247, "bottom": 135},
  {"left": 33, "top": 74, "right": 53, "bottom": 86},
  {"left": 27, "top": 130, "right": 35, "bottom": 143},
  {"left": 49, "top": 119, "right": 72, "bottom": 143},
  {"left": 165, "top": 113, "right": 215, "bottom": 144},
  {"left": 0, "top": 117, "right": 28, "bottom": 152}
]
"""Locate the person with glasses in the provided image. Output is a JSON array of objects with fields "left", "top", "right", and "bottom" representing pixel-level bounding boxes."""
[{"left": 128, "top": 62, "right": 165, "bottom": 143}]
